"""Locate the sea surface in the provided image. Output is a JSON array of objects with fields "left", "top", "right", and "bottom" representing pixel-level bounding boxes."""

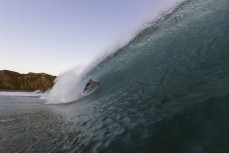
[{"left": 1, "top": 0, "right": 229, "bottom": 152}]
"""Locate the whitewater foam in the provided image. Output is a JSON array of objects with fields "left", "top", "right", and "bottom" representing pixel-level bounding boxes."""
[
  {"left": 47, "top": 67, "right": 85, "bottom": 104},
  {"left": 0, "top": 91, "right": 44, "bottom": 97}
]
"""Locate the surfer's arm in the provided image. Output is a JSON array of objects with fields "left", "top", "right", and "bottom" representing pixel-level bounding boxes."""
[{"left": 83, "top": 83, "right": 90, "bottom": 92}]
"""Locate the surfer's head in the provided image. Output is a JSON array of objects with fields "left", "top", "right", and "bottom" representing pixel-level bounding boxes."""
[{"left": 89, "top": 79, "right": 93, "bottom": 83}]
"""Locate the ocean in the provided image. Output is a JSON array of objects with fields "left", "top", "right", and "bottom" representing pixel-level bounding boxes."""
[{"left": 1, "top": 0, "right": 229, "bottom": 152}]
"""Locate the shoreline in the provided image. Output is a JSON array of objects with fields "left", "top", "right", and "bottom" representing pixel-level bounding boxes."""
[{"left": 0, "top": 89, "right": 44, "bottom": 94}]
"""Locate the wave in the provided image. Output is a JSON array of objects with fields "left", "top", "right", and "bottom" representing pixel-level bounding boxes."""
[
  {"left": 16, "top": 0, "right": 229, "bottom": 152},
  {"left": 47, "top": 0, "right": 189, "bottom": 104},
  {"left": 47, "top": 0, "right": 229, "bottom": 105}
]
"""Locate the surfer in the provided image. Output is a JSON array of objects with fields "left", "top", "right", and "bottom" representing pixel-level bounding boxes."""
[{"left": 83, "top": 79, "right": 100, "bottom": 93}]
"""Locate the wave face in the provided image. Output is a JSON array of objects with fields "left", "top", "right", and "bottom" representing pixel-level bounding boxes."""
[
  {"left": 80, "top": 0, "right": 229, "bottom": 104},
  {"left": 48, "top": 0, "right": 229, "bottom": 152}
]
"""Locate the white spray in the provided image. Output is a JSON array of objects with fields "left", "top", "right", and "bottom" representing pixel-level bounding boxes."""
[{"left": 47, "top": 67, "right": 85, "bottom": 104}]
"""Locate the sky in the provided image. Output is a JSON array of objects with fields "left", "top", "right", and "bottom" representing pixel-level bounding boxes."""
[{"left": 0, "top": 0, "right": 179, "bottom": 75}]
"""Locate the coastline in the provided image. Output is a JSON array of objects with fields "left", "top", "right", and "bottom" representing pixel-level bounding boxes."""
[
  {"left": 0, "top": 89, "right": 40, "bottom": 92},
  {"left": 0, "top": 70, "right": 56, "bottom": 92}
]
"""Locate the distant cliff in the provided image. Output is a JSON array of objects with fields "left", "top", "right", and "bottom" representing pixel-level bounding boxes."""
[{"left": 0, "top": 70, "right": 56, "bottom": 92}]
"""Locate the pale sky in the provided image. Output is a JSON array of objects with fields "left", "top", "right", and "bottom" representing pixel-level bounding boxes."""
[{"left": 0, "top": 0, "right": 178, "bottom": 75}]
